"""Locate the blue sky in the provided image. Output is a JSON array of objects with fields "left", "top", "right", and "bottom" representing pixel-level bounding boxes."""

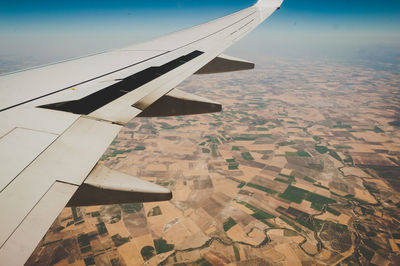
[{"left": 0, "top": 0, "right": 399, "bottom": 69}]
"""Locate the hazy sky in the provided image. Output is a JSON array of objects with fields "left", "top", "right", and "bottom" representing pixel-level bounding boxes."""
[{"left": 0, "top": 0, "right": 399, "bottom": 70}]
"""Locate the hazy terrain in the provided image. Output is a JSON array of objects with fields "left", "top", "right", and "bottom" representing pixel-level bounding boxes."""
[{"left": 19, "top": 56, "right": 400, "bottom": 265}]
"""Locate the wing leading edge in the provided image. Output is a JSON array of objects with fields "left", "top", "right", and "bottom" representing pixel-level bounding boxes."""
[{"left": 0, "top": 0, "right": 283, "bottom": 264}]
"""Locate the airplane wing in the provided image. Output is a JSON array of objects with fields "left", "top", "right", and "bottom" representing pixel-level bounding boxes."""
[{"left": 0, "top": 0, "right": 283, "bottom": 264}]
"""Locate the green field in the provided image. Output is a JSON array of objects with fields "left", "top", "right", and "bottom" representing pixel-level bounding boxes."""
[
  {"left": 328, "top": 150, "right": 342, "bottom": 161},
  {"left": 314, "top": 183, "right": 329, "bottom": 190},
  {"left": 237, "top": 182, "right": 245, "bottom": 188},
  {"left": 313, "top": 136, "right": 321, "bottom": 141},
  {"left": 223, "top": 217, "right": 237, "bottom": 231},
  {"left": 241, "top": 152, "right": 254, "bottom": 161},
  {"left": 102, "top": 148, "right": 133, "bottom": 160},
  {"left": 334, "top": 145, "right": 352, "bottom": 150},
  {"left": 233, "top": 134, "right": 257, "bottom": 141},
  {"left": 285, "top": 150, "right": 311, "bottom": 157},
  {"left": 373, "top": 126, "right": 384, "bottom": 133},
  {"left": 96, "top": 222, "right": 108, "bottom": 235},
  {"left": 233, "top": 134, "right": 273, "bottom": 141},
  {"left": 134, "top": 146, "right": 146, "bottom": 150},
  {"left": 71, "top": 207, "right": 81, "bottom": 222},
  {"left": 233, "top": 245, "right": 240, "bottom": 261},
  {"left": 360, "top": 245, "right": 374, "bottom": 261},
  {"left": 315, "top": 145, "right": 329, "bottom": 154},
  {"left": 297, "top": 150, "right": 311, "bottom": 157},
  {"left": 279, "top": 185, "right": 336, "bottom": 206},
  {"left": 279, "top": 186, "right": 309, "bottom": 203},
  {"left": 154, "top": 238, "right": 174, "bottom": 254},
  {"left": 278, "top": 174, "right": 296, "bottom": 183},
  {"left": 121, "top": 203, "right": 143, "bottom": 214},
  {"left": 327, "top": 207, "right": 341, "bottom": 216},
  {"left": 147, "top": 206, "right": 162, "bottom": 217},
  {"left": 303, "top": 176, "right": 316, "bottom": 183},
  {"left": 311, "top": 202, "right": 324, "bottom": 211},
  {"left": 141, "top": 246, "right": 155, "bottom": 261},
  {"left": 80, "top": 246, "right": 91, "bottom": 253},
  {"left": 333, "top": 124, "right": 352, "bottom": 129},
  {"left": 202, "top": 148, "right": 210, "bottom": 153},
  {"left": 228, "top": 163, "right": 239, "bottom": 170},
  {"left": 77, "top": 234, "right": 90, "bottom": 247},
  {"left": 307, "top": 192, "right": 336, "bottom": 205},
  {"left": 252, "top": 212, "right": 275, "bottom": 220},
  {"left": 160, "top": 123, "right": 179, "bottom": 130},
  {"left": 204, "top": 136, "right": 220, "bottom": 144},
  {"left": 333, "top": 121, "right": 352, "bottom": 129}
]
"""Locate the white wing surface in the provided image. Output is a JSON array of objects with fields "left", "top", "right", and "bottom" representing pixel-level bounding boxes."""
[{"left": 0, "top": 0, "right": 283, "bottom": 264}]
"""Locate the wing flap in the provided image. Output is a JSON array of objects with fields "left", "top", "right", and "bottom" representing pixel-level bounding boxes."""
[
  {"left": 0, "top": 181, "right": 78, "bottom": 265},
  {"left": 0, "top": 117, "right": 121, "bottom": 260},
  {"left": 0, "top": 128, "right": 57, "bottom": 191},
  {"left": 0, "top": 107, "right": 79, "bottom": 137},
  {"left": 67, "top": 165, "right": 172, "bottom": 206},
  {"left": 31, "top": 117, "right": 121, "bottom": 185}
]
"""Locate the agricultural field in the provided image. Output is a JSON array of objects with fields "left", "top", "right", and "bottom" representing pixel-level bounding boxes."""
[{"left": 28, "top": 58, "right": 400, "bottom": 265}]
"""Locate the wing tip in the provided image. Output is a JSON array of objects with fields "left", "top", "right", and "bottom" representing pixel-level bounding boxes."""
[{"left": 255, "top": 0, "right": 284, "bottom": 8}]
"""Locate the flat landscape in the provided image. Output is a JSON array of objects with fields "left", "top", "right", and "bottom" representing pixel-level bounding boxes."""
[{"left": 27, "top": 57, "right": 400, "bottom": 265}]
